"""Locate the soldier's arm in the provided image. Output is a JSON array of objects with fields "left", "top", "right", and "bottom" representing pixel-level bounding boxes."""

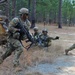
[
  {"left": 8, "top": 18, "right": 20, "bottom": 33},
  {"left": 26, "top": 19, "right": 31, "bottom": 30},
  {"left": 49, "top": 36, "right": 59, "bottom": 40}
]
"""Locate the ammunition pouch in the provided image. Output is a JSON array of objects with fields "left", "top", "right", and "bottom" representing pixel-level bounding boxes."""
[{"left": 13, "top": 32, "right": 20, "bottom": 39}]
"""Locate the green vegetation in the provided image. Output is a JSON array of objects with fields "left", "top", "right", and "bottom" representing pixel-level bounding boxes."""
[{"left": 0, "top": 0, "right": 75, "bottom": 26}]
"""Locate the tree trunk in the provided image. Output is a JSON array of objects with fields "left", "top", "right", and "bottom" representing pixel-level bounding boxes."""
[
  {"left": 58, "top": 0, "right": 62, "bottom": 28},
  {"left": 28, "top": 0, "right": 31, "bottom": 20},
  {"left": 4, "top": 0, "right": 9, "bottom": 19},
  {"left": 31, "top": 0, "right": 36, "bottom": 28},
  {"left": 11, "top": 0, "right": 16, "bottom": 18},
  {"left": 0, "top": 0, "right": 7, "bottom": 3}
]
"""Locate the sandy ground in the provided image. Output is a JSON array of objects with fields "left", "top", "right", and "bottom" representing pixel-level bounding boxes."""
[{"left": 0, "top": 24, "right": 75, "bottom": 75}]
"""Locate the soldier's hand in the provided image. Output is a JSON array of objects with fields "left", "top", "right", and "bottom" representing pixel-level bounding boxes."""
[{"left": 55, "top": 36, "right": 59, "bottom": 39}]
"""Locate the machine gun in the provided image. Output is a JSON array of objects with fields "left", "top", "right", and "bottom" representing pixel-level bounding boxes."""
[{"left": 15, "top": 22, "right": 34, "bottom": 50}]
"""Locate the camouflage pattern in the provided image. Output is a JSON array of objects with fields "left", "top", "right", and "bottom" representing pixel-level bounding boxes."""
[
  {"left": 39, "top": 34, "right": 59, "bottom": 47},
  {"left": 9, "top": 17, "right": 31, "bottom": 33},
  {"left": 33, "top": 26, "right": 38, "bottom": 31},
  {"left": 1, "top": 38, "right": 23, "bottom": 67},
  {"left": 0, "top": 10, "right": 8, "bottom": 46},
  {"left": 42, "top": 29, "right": 48, "bottom": 33},
  {"left": 33, "top": 32, "right": 40, "bottom": 44},
  {"left": 0, "top": 15, "right": 7, "bottom": 24},
  {"left": 33, "top": 26, "right": 40, "bottom": 45},
  {"left": 19, "top": 8, "right": 29, "bottom": 14},
  {"left": 39, "top": 34, "right": 51, "bottom": 47},
  {"left": 0, "top": 10, "right": 9, "bottom": 26},
  {"left": 0, "top": 14, "right": 8, "bottom": 34},
  {"left": 9, "top": 17, "right": 31, "bottom": 39},
  {"left": 38, "top": 29, "right": 59, "bottom": 47},
  {"left": 0, "top": 15, "right": 31, "bottom": 66},
  {"left": 65, "top": 44, "right": 75, "bottom": 55}
]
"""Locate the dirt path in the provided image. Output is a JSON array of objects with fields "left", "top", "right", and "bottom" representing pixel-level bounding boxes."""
[
  {"left": 0, "top": 25, "right": 75, "bottom": 75},
  {"left": 26, "top": 55, "right": 75, "bottom": 75}
]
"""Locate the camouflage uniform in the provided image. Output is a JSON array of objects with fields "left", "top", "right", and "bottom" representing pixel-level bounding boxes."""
[
  {"left": 0, "top": 10, "right": 8, "bottom": 46},
  {"left": 0, "top": 8, "right": 31, "bottom": 67},
  {"left": 65, "top": 44, "right": 75, "bottom": 55},
  {"left": 33, "top": 27, "right": 40, "bottom": 45},
  {"left": 39, "top": 29, "right": 59, "bottom": 47},
  {"left": 33, "top": 32, "right": 40, "bottom": 45},
  {"left": 0, "top": 10, "right": 9, "bottom": 34},
  {"left": 39, "top": 34, "right": 53, "bottom": 47}
]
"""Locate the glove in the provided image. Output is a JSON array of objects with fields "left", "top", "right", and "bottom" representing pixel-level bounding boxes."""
[{"left": 55, "top": 36, "right": 59, "bottom": 39}]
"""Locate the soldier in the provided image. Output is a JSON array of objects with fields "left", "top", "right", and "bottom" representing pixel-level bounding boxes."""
[
  {"left": 39, "top": 29, "right": 59, "bottom": 47},
  {"left": 0, "top": 8, "right": 31, "bottom": 68},
  {"left": 33, "top": 26, "right": 40, "bottom": 45},
  {"left": 0, "top": 10, "right": 9, "bottom": 34},
  {"left": 0, "top": 10, "right": 9, "bottom": 46},
  {"left": 65, "top": 44, "right": 75, "bottom": 55}
]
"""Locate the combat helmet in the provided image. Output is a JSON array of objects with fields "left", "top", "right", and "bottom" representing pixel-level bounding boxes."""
[
  {"left": 33, "top": 26, "right": 38, "bottom": 31},
  {"left": 19, "top": 8, "right": 29, "bottom": 14},
  {"left": 42, "top": 29, "right": 48, "bottom": 33}
]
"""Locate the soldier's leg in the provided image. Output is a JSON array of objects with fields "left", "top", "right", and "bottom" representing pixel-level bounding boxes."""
[
  {"left": 2, "top": 48, "right": 13, "bottom": 60},
  {"left": 13, "top": 41, "right": 23, "bottom": 66},
  {"left": 65, "top": 44, "right": 75, "bottom": 55},
  {"left": 13, "top": 47, "right": 23, "bottom": 67},
  {"left": 0, "top": 45, "right": 13, "bottom": 64}
]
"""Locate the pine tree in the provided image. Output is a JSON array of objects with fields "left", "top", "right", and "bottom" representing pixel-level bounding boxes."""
[{"left": 58, "top": 0, "right": 62, "bottom": 28}]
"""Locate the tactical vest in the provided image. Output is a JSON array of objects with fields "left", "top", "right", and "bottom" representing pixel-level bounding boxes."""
[{"left": 14, "top": 22, "right": 25, "bottom": 40}]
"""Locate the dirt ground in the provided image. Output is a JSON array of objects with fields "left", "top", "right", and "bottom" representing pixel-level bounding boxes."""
[{"left": 0, "top": 24, "right": 75, "bottom": 75}]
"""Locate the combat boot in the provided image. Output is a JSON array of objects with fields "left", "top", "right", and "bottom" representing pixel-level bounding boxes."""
[{"left": 65, "top": 49, "right": 69, "bottom": 55}]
